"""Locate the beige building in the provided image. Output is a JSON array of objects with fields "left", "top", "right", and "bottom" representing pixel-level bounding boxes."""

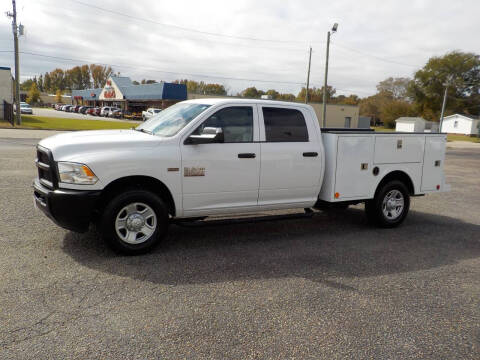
[
  {"left": 187, "top": 93, "right": 360, "bottom": 128},
  {"left": 0, "top": 67, "right": 13, "bottom": 120}
]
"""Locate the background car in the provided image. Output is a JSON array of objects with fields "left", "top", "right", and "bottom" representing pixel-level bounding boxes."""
[
  {"left": 142, "top": 108, "right": 162, "bottom": 121},
  {"left": 16, "top": 103, "right": 33, "bottom": 114},
  {"left": 100, "top": 106, "right": 120, "bottom": 117},
  {"left": 109, "top": 109, "right": 124, "bottom": 118}
]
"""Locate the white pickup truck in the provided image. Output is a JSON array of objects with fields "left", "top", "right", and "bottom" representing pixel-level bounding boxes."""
[
  {"left": 142, "top": 108, "right": 162, "bottom": 121},
  {"left": 33, "top": 99, "right": 449, "bottom": 254}
]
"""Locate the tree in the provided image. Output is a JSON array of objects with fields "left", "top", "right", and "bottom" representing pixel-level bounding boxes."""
[
  {"left": 89, "top": 64, "right": 113, "bottom": 88},
  {"left": 265, "top": 89, "right": 280, "bottom": 99},
  {"left": 132, "top": 80, "right": 140, "bottom": 85},
  {"left": 376, "top": 77, "right": 411, "bottom": 100},
  {"left": 38, "top": 74, "right": 44, "bottom": 92},
  {"left": 296, "top": 86, "right": 336, "bottom": 103},
  {"left": 408, "top": 51, "right": 480, "bottom": 119},
  {"left": 379, "top": 100, "right": 417, "bottom": 128},
  {"left": 203, "top": 83, "right": 227, "bottom": 95},
  {"left": 20, "top": 79, "right": 34, "bottom": 91},
  {"left": 44, "top": 72, "right": 52, "bottom": 93},
  {"left": 55, "top": 89, "right": 63, "bottom": 103},
  {"left": 141, "top": 79, "right": 157, "bottom": 84},
  {"left": 26, "top": 82, "right": 41, "bottom": 104},
  {"left": 49, "top": 68, "right": 66, "bottom": 91},
  {"left": 241, "top": 87, "right": 260, "bottom": 98},
  {"left": 277, "top": 93, "right": 296, "bottom": 101}
]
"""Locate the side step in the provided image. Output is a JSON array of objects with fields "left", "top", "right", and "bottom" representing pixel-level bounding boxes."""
[{"left": 172, "top": 209, "right": 318, "bottom": 228}]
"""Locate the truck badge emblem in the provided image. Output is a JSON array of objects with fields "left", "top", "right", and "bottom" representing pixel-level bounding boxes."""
[{"left": 184, "top": 167, "right": 205, "bottom": 177}]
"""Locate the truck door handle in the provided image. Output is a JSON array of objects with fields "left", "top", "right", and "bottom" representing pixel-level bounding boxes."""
[
  {"left": 303, "top": 152, "right": 318, "bottom": 157},
  {"left": 238, "top": 153, "right": 256, "bottom": 158}
]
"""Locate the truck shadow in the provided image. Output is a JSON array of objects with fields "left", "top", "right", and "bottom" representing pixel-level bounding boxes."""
[{"left": 62, "top": 208, "right": 480, "bottom": 288}]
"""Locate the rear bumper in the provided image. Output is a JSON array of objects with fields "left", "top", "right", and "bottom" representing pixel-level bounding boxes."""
[{"left": 33, "top": 178, "right": 101, "bottom": 233}]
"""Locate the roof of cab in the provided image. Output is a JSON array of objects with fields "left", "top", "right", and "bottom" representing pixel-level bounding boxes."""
[{"left": 184, "top": 97, "right": 313, "bottom": 109}]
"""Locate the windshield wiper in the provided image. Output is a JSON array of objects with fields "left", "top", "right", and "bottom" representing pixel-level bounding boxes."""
[{"left": 133, "top": 128, "right": 153, "bottom": 135}]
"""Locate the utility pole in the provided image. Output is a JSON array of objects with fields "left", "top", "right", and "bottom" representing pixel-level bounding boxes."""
[
  {"left": 322, "top": 23, "right": 338, "bottom": 127},
  {"left": 6, "top": 0, "right": 21, "bottom": 126},
  {"left": 305, "top": 46, "right": 312, "bottom": 104},
  {"left": 439, "top": 82, "right": 449, "bottom": 133}
]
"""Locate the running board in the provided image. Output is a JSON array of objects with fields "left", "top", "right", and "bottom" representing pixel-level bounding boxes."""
[{"left": 172, "top": 209, "right": 318, "bottom": 228}]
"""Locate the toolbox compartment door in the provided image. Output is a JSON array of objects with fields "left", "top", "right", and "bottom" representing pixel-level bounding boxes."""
[
  {"left": 334, "top": 136, "right": 374, "bottom": 199},
  {"left": 421, "top": 136, "right": 446, "bottom": 191},
  {"left": 374, "top": 136, "right": 424, "bottom": 164}
]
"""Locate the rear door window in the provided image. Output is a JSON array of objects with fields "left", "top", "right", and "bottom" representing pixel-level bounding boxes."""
[{"left": 262, "top": 107, "right": 309, "bottom": 142}]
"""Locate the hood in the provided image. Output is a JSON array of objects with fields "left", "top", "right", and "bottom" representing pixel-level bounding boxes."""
[{"left": 39, "top": 129, "right": 161, "bottom": 161}]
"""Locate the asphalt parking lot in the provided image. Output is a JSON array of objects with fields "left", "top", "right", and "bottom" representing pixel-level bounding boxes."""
[{"left": 0, "top": 133, "right": 479, "bottom": 359}]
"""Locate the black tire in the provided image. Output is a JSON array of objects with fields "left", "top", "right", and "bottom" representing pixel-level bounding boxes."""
[
  {"left": 365, "top": 180, "right": 410, "bottom": 228},
  {"left": 100, "top": 189, "right": 169, "bottom": 255}
]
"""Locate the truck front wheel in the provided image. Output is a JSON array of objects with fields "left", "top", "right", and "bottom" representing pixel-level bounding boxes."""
[
  {"left": 100, "top": 189, "right": 169, "bottom": 255},
  {"left": 365, "top": 180, "right": 410, "bottom": 228}
]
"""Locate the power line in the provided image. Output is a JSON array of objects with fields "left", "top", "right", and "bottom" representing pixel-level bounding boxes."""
[
  {"left": 0, "top": 50, "right": 306, "bottom": 86},
  {"left": 331, "top": 41, "right": 418, "bottom": 68},
  {"left": 67, "top": 0, "right": 308, "bottom": 45}
]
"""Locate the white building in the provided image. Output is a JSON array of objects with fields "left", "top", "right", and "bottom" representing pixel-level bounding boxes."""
[
  {"left": 441, "top": 114, "right": 480, "bottom": 135},
  {"left": 0, "top": 66, "right": 13, "bottom": 120},
  {"left": 395, "top": 117, "right": 427, "bottom": 132},
  {"left": 395, "top": 117, "right": 439, "bottom": 133}
]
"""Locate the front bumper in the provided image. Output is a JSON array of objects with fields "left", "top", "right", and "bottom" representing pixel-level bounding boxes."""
[{"left": 33, "top": 178, "right": 101, "bottom": 233}]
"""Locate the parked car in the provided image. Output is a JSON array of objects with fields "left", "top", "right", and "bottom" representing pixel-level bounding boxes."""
[
  {"left": 142, "top": 108, "right": 162, "bottom": 121},
  {"left": 63, "top": 105, "right": 73, "bottom": 111},
  {"left": 15, "top": 103, "right": 33, "bottom": 114},
  {"left": 79, "top": 106, "right": 90, "bottom": 114},
  {"left": 33, "top": 98, "right": 449, "bottom": 255},
  {"left": 55, "top": 104, "right": 63, "bottom": 110},
  {"left": 108, "top": 109, "right": 124, "bottom": 118},
  {"left": 100, "top": 106, "right": 120, "bottom": 117},
  {"left": 73, "top": 105, "right": 81, "bottom": 113}
]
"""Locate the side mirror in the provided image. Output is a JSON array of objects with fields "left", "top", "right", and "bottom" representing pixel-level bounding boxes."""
[{"left": 185, "top": 127, "right": 224, "bottom": 145}]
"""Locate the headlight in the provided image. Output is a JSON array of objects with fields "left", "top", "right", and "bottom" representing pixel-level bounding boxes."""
[{"left": 57, "top": 162, "right": 98, "bottom": 184}]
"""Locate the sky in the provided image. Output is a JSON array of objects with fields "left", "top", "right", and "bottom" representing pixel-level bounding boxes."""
[{"left": 1, "top": 0, "right": 479, "bottom": 97}]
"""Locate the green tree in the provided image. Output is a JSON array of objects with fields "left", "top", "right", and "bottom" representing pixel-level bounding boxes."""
[
  {"left": 20, "top": 79, "right": 34, "bottom": 91},
  {"left": 55, "top": 89, "right": 63, "bottom": 103},
  {"left": 297, "top": 86, "right": 335, "bottom": 103},
  {"left": 408, "top": 51, "right": 480, "bottom": 120},
  {"left": 380, "top": 100, "right": 417, "bottom": 128},
  {"left": 277, "top": 93, "right": 296, "bottom": 101},
  {"left": 44, "top": 72, "right": 52, "bottom": 93},
  {"left": 376, "top": 77, "right": 411, "bottom": 100},
  {"left": 26, "top": 82, "right": 41, "bottom": 104},
  {"left": 38, "top": 74, "right": 44, "bottom": 92},
  {"left": 141, "top": 79, "right": 157, "bottom": 84},
  {"left": 241, "top": 87, "right": 260, "bottom": 98}
]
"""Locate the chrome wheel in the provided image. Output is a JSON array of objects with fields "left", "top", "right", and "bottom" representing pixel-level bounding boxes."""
[
  {"left": 381, "top": 189, "right": 404, "bottom": 220},
  {"left": 115, "top": 202, "right": 157, "bottom": 244}
]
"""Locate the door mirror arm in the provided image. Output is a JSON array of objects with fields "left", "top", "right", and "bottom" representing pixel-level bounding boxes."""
[{"left": 185, "top": 127, "right": 224, "bottom": 145}]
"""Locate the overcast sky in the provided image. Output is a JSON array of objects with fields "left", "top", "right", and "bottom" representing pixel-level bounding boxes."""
[{"left": 1, "top": 0, "right": 479, "bottom": 96}]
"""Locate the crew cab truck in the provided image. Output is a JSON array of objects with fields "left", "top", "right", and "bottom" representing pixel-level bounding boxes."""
[{"left": 33, "top": 99, "right": 449, "bottom": 254}]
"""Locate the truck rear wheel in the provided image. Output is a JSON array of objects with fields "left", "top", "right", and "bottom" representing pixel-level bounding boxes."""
[
  {"left": 365, "top": 180, "right": 410, "bottom": 228},
  {"left": 100, "top": 189, "right": 169, "bottom": 255}
]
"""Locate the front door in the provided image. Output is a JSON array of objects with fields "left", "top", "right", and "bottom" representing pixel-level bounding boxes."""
[{"left": 181, "top": 105, "right": 260, "bottom": 215}]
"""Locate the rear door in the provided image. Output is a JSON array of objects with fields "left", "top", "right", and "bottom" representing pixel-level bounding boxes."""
[{"left": 258, "top": 106, "right": 322, "bottom": 206}]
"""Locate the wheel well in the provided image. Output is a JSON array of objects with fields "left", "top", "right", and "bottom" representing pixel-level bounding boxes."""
[
  {"left": 98, "top": 176, "right": 176, "bottom": 216},
  {"left": 375, "top": 171, "right": 415, "bottom": 196}
]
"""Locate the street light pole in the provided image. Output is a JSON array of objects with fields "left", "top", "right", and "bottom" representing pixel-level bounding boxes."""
[
  {"left": 305, "top": 46, "right": 312, "bottom": 104},
  {"left": 322, "top": 23, "right": 338, "bottom": 127},
  {"left": 7, "top": 0, "right": 21, "bottom": 126}
]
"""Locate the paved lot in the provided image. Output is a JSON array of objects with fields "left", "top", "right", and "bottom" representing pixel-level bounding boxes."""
[
  {"left": 0, "top": 133, "right": 479, "bottom": 359},
  {"left": 32, "top": 108, "right": 140, "bottom": 123}
]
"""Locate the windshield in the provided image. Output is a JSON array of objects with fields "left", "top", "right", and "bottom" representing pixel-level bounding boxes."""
[{"left": 136, "top": 102, "right": 211, "bottom": 137}]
